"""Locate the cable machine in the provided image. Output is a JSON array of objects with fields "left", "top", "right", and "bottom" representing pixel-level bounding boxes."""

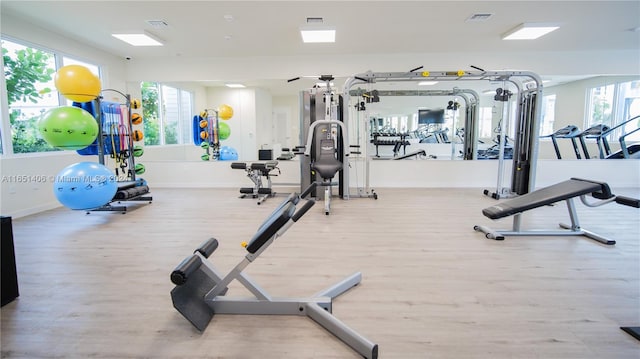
[{"left": 342, "top": 69, "right": 543, "bottom": 196}]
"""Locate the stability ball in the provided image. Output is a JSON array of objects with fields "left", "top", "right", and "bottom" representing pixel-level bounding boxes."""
[
  {"left": 219, "top": 146, "right": 238, "bottom": 161},
  {"left": 39, "top": 106, "right": 98, "bottom": 150},
  {"left": 218, "top": 122, "right": 231, "bottom": 140},
  {"left": 54, "top": 65, "right": 101, "bottom": 103},
  {"left": 53, "top": 162, "right": 117, "bottom": 210},
  {"left": 218, "top": 104, "right": 233, "bottom": 120}
]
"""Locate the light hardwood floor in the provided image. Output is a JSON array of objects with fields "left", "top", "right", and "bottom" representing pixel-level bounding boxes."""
[{"left": 1, "top": 186, "right": 639, "bottom": 359}]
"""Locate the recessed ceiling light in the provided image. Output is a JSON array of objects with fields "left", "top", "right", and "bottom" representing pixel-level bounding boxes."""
[
  {"left": 502, "top": 23, "right": 560, "bottom": 40},
  {"left": 418, "top": 81, "right": 438, "bottom": 86},
  {"left": 225, "top": 83, "right": 245, "bottom": 88},
  {"left": 315, "top": 82, "right": 334, "bottom": 87},
  {"left": 224, "top": 14, "right": 234, "bottom": 22},
  {"left": 112, "top": 31, "right": 163, "bottom": 46},
  {"left": 300, "top": 28, "right": 335, "bottom": 43}
]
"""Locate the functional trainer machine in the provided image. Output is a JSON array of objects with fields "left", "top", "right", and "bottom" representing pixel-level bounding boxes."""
[
  {"left": 474, "top": 178, "right": 640, "bottom": 245},
  {"left": 343, "top": 69, "right": 543, "bottom": 197},
  {"left": 230, "top": 160, "right": 280, "bottom": 205},
  {"left": 169, "top": 183, "right": 378, "bottom": 358}
]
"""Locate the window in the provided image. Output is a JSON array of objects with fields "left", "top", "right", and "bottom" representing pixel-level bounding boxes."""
[
  {"left": 586, "top": 84, "right": 615, "bottom": 128},
  {"left": 478, "top": 107, "right": 494, "bottom": 139},
  {"left": 617, "top": 80, "right": 640, "bottom": 141},
  {"left": 140, "top": 82, "right": 194, "bottom": 146},
  {"left": 3, "top": 38, "right": 58, "bottom": 154},
  {"left": 540, "top": 94, "right": 556, "bottom": 136},
  {"left": 586, "top": 80, "right": 640, "bottom": 142},
  {"left": 1, "top": 37, "right": 101, "bottom": 154}
]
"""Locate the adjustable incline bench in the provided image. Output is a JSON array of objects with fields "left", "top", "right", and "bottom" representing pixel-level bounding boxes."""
[
  {"left": 170, "top": 184, "right": 378, "bottom": 358},
  {"left": 230, "top": 160, "right": 280, "bottom": 205},
  {"left": 474, "top": 178, "right": 639, "bottom": 245}
]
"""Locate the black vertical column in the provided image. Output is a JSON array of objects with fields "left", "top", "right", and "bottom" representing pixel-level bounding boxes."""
[{"left": 1, "top": 216, "right": 19, "bottom": 306}]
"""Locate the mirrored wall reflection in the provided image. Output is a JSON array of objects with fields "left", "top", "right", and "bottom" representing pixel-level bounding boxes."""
[{"left": 347, "top": 82, "right": 514, "bottom": 161}]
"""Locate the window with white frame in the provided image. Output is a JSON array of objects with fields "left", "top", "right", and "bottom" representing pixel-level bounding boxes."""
[
  {"left": 140, "top": 82, "right": 194, "bottom": 146},
  {"left": 1, "top": 37, "right": 101, "bottom": 154},
  {"left": 540, "top": 94, "right": 557, "bottom": 136},
  {"left": 586, "top": 80, "right": 640, "bottom": 143}
]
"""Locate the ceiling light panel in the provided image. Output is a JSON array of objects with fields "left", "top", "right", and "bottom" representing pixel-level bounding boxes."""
[
  {"left": 112, "top": 31, "right": 163, "bottom": 46},
  {"left": 502, "top": 23, "right": 560, "bottom": 40},
  {"left": 300, "top": 29, "right": 335, "bottom": 43}
]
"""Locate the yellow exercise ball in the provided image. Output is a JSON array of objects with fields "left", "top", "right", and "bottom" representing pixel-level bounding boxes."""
[
  {"left": 54, "top": 65, "right": 101, "bottom": 103},
  {"left": 199, "top": 119, "right": 208, "bottom": 128},
  {"left": 131, "top": 98, "right": 141, "bottom": 109},
  {"left": 218, "top": 104, "right": 233, "bottom": 120}
]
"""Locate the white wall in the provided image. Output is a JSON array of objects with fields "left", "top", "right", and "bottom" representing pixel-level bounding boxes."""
[{"left": 124, "top": 49, "right": 640, "bottom": 85}]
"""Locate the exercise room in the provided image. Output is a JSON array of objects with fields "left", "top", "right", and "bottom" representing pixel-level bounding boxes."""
[{"left": 1, "top": 1, "right": 639, "bottom": 358}]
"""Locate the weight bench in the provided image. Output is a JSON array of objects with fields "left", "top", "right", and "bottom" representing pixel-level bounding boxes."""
[
  {"left": 169, "top": 185, "right": 378, "bottom": 358},
  {"left": 474, "top": 178, "right": 639, "bottom": 245},
  {"left": 230, "top": 160, "right": 280, "bottom": 205}
]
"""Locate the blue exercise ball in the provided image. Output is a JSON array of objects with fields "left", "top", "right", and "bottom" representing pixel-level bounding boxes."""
[
  {"left": 53, "top": 162, "right": 118, "bottom": 210},
  {"left": 219, "top": 146, "right": 238, "bottom": 161}
]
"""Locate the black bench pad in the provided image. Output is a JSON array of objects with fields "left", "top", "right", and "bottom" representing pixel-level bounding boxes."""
[{"left": 482, "top": 178, "right": 604, "bottom": 220}]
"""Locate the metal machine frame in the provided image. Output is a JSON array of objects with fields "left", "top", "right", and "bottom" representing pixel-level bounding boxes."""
[
  {"left": 349, "top": 88, "right": 479, "bottom": 159},
  {"left": 342, "top": 70, "right": 543, "bottom": 196}
]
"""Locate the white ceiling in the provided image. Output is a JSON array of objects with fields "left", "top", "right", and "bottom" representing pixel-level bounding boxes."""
[{"left": 2, "top": 1, "right": 640, "bottom": 94}]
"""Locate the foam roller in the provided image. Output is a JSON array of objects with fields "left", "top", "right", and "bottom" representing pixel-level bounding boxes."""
[{"left": 171, "top": 254, "right": 202, "bottom": 286}]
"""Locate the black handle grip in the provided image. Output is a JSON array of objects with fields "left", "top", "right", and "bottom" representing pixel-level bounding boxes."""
[
  {"left": 615, "top": 196, "right": 640, "bottom": 208},
  {"left": 170, "top": 254, "right": 202, "bottom": 286},
  {"left": 300, "top": 182, "right": 317, "bottom": 199},
  {"left": 292, "top": 200, "right": 315, "bottom": 222},
  {"left": 231, "top": 162, "right": 247, "bottom": 170},
  {"left": 195, "top": 238, "right": 219, "bottom": 258}
]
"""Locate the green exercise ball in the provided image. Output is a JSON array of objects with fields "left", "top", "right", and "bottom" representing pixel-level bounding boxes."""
[
  {"left": 38, "top": 106, "right": 98, "bottom": 150},
  {"left": 200, "top": 141, "right": 210, "bottom": 149},
  {"left": 218, "top": 122, "right": 231, "bottom": 140},
  {"left": 201, "top": 153, "right": 210, "bottom": 161}
]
